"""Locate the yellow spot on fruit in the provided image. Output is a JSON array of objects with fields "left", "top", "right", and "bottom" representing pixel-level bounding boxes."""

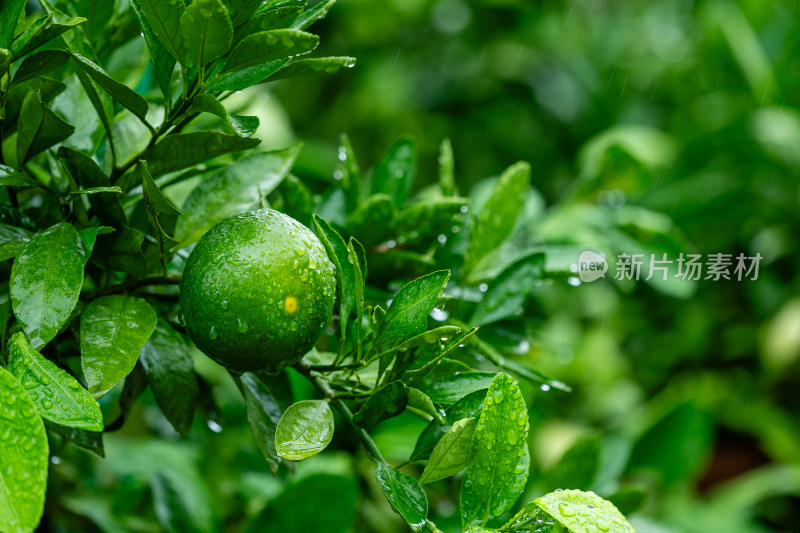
[{"left": 284, "top": 297, "right": 298, "bottom": 314}]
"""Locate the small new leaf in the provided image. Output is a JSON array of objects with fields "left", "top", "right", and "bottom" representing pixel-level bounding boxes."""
[
  {"left": 375, "top": 462, "right": 428, "bottom": 532},
  {"left": 180, "top": 0, "right": 233, "bottom": 67},
  {"left": 419, "top": 417, "right": 476, "bottom": 484}
]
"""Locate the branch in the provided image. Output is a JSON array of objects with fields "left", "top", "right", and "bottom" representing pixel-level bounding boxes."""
[{"left": 294, "top": 361, "right": 386, "bottom": 464}]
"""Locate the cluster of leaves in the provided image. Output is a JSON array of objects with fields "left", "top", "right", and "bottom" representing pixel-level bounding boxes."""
[{"left": 0, "top": 2, "right": 674, "bottom": 533}]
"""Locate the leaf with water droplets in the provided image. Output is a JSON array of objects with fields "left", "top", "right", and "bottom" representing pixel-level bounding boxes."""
[
  {"left": 139, "top": 320, "right": 198, "bottom": 436},
  {"left": 274, "top": 400, "right": 334, "bottom": 461},
  {"left": 353, "top": 381, "right": 408, "bottom": 429},
  {"left": 372, "top": 270, "right": 450, "bottom": 352},
  {"left": 209, "top": 29, "right": 319, "bottom": 91},
  {"left": 419, "top": 417, "right": 475, "bottom": 484},
  {"left": 180, "top": 0, "right": 233, "bottom": 67},
  {"left": 235, "top": 372, "right": 282, "bottom": 475},
  {"left": 16, "top": 89, "right": 75, "bottom": 165},
  {"left": 0, "top": 364, "right": 49, "bottom": 533},
  {"left": 268, "top": 56, "right": 356, "bottom": 82},
  {"left": 175, "top": 145, "right": 299, "bottom": 248},
  {"left": 521, "top": 490, "right": 637, "bottom": 533},
  {"left": 463, "top": 161, "right": 530, "bottom": 281},
  {"left": 142, "top": 130, "right": 261, "bottom": 177},
  {"left": 313, "top": 215, "right": 356, "bottom": 344},
  {"left": 7, "top": 332, "right": 103, "bottom": 431},
  {"left": 10, "top": 221, "right": 85, "bottom": 350},
  {"left": 375, "top": 462, "right": 428, "bottom": 532},
  {"left": 394, "top": 197, "right": 467, "bottom": 245},
  {"left": 131, "top": 0, "right": 176, "bottom": 98},
  {"left": 406, "top": 387, "right": 446, "bottom": 423},
  {"left": 136, "top": 0, "right": 186, "bottom": 65},
  {"left": 470, "top": 252, "right": 544, "bottom": 326},
  {"left": 410, "top": 388, "right": 486, "bottom": 462},
  {"left": 370, "top": 135, "right": 417, "bottom": 208},
  {"left": 461, "top": 373, "right": 529, "bottom": 529},
  {"left": 72, "top": 54, "right": 150, "bottom": 125},
  {"left": 80, "top": 295, "right": 157, "bottom": 398}
]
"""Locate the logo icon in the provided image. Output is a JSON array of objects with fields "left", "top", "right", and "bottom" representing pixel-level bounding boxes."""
[{"left": 577, "top": 251, "right": 607, "bottom": 283}]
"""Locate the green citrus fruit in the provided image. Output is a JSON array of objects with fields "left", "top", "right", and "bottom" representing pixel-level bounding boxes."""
[{"left": 180, "top": 209, "right": 336, "bottom": 373}]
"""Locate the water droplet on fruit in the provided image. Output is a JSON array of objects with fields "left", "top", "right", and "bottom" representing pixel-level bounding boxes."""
[
  {"left": 209, "top": 326, "right": 218, "bottom": 340},
  {"left": 221, "top": 300, "right": 229, "bottom": 310}
]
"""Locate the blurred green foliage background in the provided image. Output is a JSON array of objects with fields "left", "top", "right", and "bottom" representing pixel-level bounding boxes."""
[{"left": 42, "top": 0, "right": 800, "bottom": 532}]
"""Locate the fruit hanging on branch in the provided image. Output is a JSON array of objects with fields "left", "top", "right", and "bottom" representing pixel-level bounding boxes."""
[{"left": 180, "top": 209, "right": 336, "bottom": 373}]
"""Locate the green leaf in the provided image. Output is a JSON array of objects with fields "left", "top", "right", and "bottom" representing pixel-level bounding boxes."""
[
  {"left": 464, "top": 161, "right": 530, "bottom": 279},
  {"left": 209, "top": 29, "right": 319, "bottom": 91},
  {"left": 58, "top": 147, "right": 126, "bottom": 225},
  {"left": 291, "top": 0, "right": 335, "bottom": 30},
  {"left": 370, "top": 135, "right": 417, "bottom": 208},
  {"left": 0, "top": 48, "right": 9, "bottom": 71},
  {"left": 139, "top": 320, "right": 198, "bottom": 436},
  {"left": 406, "top": 387, "right": 445, "bottom": 423},
  {"left": 0, "top": 0, "right": 26, "bottom": 48},
  {"left": 7, "top": 332, "right": 103, "bottom": 431},
  {"left": 9, "top": 14, "right": 86, "bottom": 59},
  {"left": 77, "top": 226, "right": 113, "bottom": 262},
  {"left": 546, "top": 433, "right": 602, "bottom": 492},
  {"left": 137, "top": 0, "right": 186, "bottom": 64},
  {"left": 141, "top": 130, "right": 261, "bottom": 176},
  {"left": 347, "top": 193, "right": 396, "bottom": 246},
  {"left": 44, "top": 420, "right": 104, "bottom": 458},
  {"left": 0, "top": 365, "right": 49, "bottom": 533},
  {"left": 372, "top": 270, "right": 450, "bottom": 351},
  {"left": 226, "top": 0, "right": 266, "bottom": 29},
  {"left": 16, "top": 89, "right": 75, "bottom": 165},
  {"left": 10, "top": 49, "right": 71, "bottom": 87},
  {"left": 417, "top": 371, "right": 495, "bottom": 405},
  {"left": 237, "top": 372, "right": 283, "bottom": 475},
  {"left": 274, "top": 399, "right": 334, "bottom": 460},
  {"left": 180, "top": 0, "right": 233, "bottom": 67},
  {"left": 338, "top": 132, "right": 361, "bottom": 210},
  {"left": 312, "top": 215, "right": 355, "bottom": 343},
  {"left": 438, "top": 138, "right": 455, "bottom": 196},
  {"left": 353, "top": 380, "right": 408, "bottom": 429},
  {"left": 461, "top": 373, "right": 529, "bottom": 528},
  {"left": 0, "top": 223, "right": 32, "bottom": 261},
  {"left": 10, "top": 221, "right": 85, "bottom": 349},
  {"left": 139, "top": 160, "right": 180, "bottom": 215},
  {"left": 188, "top": 93, "right": 259, "bottom": 137},
  {"left": 174, "top": 145, "right": 298, "bottom": 247},
  {"left": 130, "top": 0, "right": 176, "bottom": 98},
  {"left": 394, "top": 197, "right": 467, "bottom": 245},
  {"left": 347, "top": 238, "right": 366, "bottom": 356},
  {"left": 246, "top": 474, "right": 358, "bottom": 533},
  {"left": 374, "top": 462, "right": 428, "bottom": 532},
  {"left": 419, "top": 417, "right": 475, "bottom": 484},
  {"left": 80, "top": 295, "right": 158, "bottom": 397},
  {"left": 371, "top": 325, "right": 462, "bottom": 366},
  {"left": 71, "top": 53, "right": 150, "bottom": 124},
  {"left": 469, "top": 253, "right": 544, "bottom": 326},
  {"left": 268, "top": 56, "right": 356, "bottom": 82},
  {"left": 516, "top": 490, "right": 637, "bottom": 533},
  {"left": 0, "top": 165, "right": 39, "bottom": 188}
]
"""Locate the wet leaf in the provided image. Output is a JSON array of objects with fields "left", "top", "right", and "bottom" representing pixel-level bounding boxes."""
[
  {"left": 237, "top": 372, "right": 282, "bottom": 474},
  {"left": 180, "top": 0, "right": 233, "bottom": 67},
  {"left": 347, "top": 193, "right": 396, "bottom": 246},
  {"left": 142, "top": 130, "right": 261, "bottom": 177},
  {"left": 353, "top": 380, "right": 408, "bottom": 429},
  {"left": 394, "top": 197, "right": 467, "bottom": 245},
  {"left": 464, "top": 161, "right": 530, "bottom": 279},
  {"left": 137, "top": 0, "right": 186, "bottom": 64},
  {"left": 188, "top": 94, "right": 259, "bottom": 137},
  {"left": 58, "top": 147, "right": 127, "bottom": 225},
  {"left": 406, "top": 387, "right": 445, "bottom": 423},
  {"left": 0, "top": 223, "right": 32, "bottom": 261},
  {"left": 469, "top": 252, "right": 544, "bottom": 326},
  {"left": 175, "top": 144, "right": 299, "bottom": 247},
  {"left": 80, "top": 295, "right": 158, "bottom": 397},
  {"left": 274, "top": 400, "right": 334, "bottom": 460},
  {"left": 370, "top": 135, "right": 417, "bottom": 208},
  {"left": 7, "top": 332, "right": 103, "bottom": 431},
  {"left": 0, "top": 0, "right": 26, "bottom": 48},
  {"left": 130, "top": 0, "right": 175, "bottom": 98},
  {"left": 10, "top": 221, "right": 85, "bottom": 349},
  {"left": 209, "top": 29, "right": 319, "bottom": 91},
  {"left": 419, "top": 417, "right": 475, "bottom": 484},
  {"left": 139, "top": 320, "right": 198, "bottom": 436},
  {"left": 438, "top": 138, "right": 455, "bottom": 196},
  {"left": 290, "top": 0, "right": 335, "bottom": 30},
  {"left": 9, "top": 13, "right": 85, "bottom": 58},
  {"left": 269, "top": 56, "right": 356, "bottom": 82},
  {"left": 375, "top": 462, "right": 428, "bottom": 532},
  {"left": 0, "top": 365, "right": 49, "bottom": 533},
  {"left": 372, "top": 270, "right": 450, "bottom": 352},
  {"left": 44, "top": 420, "right": 104, "bottom": 458},
  {"left": 515, "top": 490, "right": 637, "bottom": 533},
  {"left": 313, "top": 215, "right": 356, "bottom": 343},
  {"left": 417, "top": 371, "right": 494, "bottom": 405},
  {"left": 461, "top": 373, "right": 529, "bottom": 528}
]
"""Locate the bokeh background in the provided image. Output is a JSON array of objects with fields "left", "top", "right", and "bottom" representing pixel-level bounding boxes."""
[{"left": 41, "top": 0, "right": 800, "bottom": 532}]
